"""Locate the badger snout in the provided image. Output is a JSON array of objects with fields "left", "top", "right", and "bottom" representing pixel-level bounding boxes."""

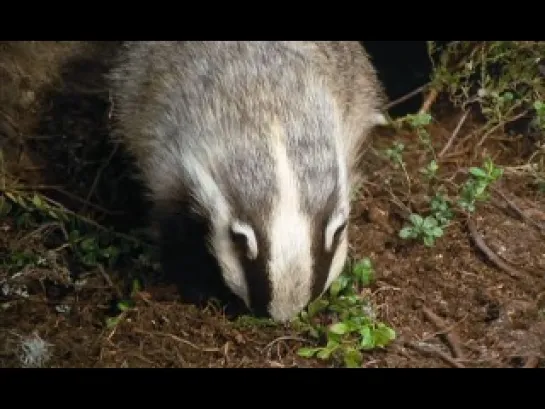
[
  {"left": 268, "top": 296, "right": 310, "bottom": 323},
  {"left": 266, "top": 264, "right": 313, "bottom": 323}
]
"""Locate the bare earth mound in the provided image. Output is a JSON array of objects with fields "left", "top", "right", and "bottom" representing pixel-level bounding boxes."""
[{"left": 1, "top": 42, "right": 544, "bottom": 368}]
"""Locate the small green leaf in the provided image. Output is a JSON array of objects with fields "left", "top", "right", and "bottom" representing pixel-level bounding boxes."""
[
  {"left": 423, "top": 236, "right": 435, "bottom": 247},
  {"left": 316, "top": 348, "right": 333, "bottom": 360},
  {"left": 469, "top": 167, "right": 487, "bottom": 179},
  {"left": 329, "top": 322, "right": 349, "bottom": 335},
  {"left": 422, "top": 216, "right": 438, "bottom": 230},
  {"left": 329, "top": 274, "right": 350, "bottom": 297},
  {"left": 359, "top": 326, "right": 374, "bottom": 349},
  {"left": 46, "top": 210, "right": 59, "bottom": 220},
  {"left": 502, "top": 91, "right": 514, "bottom": 101},
  {"left": 373, "top": 323, "right": 396, "bottom": 347},
  {"left": 297, "top": 347, "right": 320, "bottom": 358},
  {"left": 131, "top": 279, "right": 141, "bottom": 295},
  {"left": 409, "top": 213, "right": 423, "bottom": 226},
  {"left": 105, "top": 316, "right": 120, "bottom": 328},
  {"left": 31, "top": 194, "right": 43, "bottom": 209},
  {"left": 343, "top": 348, "right": 363, "bottom": 368},
  {"left": 307, "top": 297, "right": 329, "bottom": 317},
  {"left": 491, "top": 168, "right": 503, "bottom": 180},
  {"left": 117, "top": 301, "right": 131, "bottom": 312},
  {"left": 329, "top": 279, "right": 343, "bottom": 298},
  {"left": 534, "top": 100, "right": 545, "bottom": 114},
  {"left": 399, "top": 226, "right": 415, "bottom": 239},
  {"left": 352, "top": 258, "right": 374, "bottom": 286},
  {"left": 430, "top": 226, "right": 444, "bottom": 237},
  {"left": 80, "top": 237, "right": 96, "bottom": 252}
]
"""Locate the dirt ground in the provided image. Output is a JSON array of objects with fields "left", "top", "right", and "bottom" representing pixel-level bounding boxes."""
[{"left": 1, "top": 42, "right": 544, "bottom": 368}]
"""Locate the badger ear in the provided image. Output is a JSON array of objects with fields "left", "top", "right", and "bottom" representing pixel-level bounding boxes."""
[
  {"left": 230, "top": 220, "right": 258, "bottom": 260},
  {"left": 325, "top": 211, "right": 348, "bottom": 253}
]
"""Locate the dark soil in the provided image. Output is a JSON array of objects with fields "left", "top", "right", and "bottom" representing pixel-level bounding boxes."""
[{"left": 1, "top": 42, "right": 544, "bottom": 368}]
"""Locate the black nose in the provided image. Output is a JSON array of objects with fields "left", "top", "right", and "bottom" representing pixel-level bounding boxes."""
[{"left": 249, "top": 304, "right": 271, "bottom": 319}]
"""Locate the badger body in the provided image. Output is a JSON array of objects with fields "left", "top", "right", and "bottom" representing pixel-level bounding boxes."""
[{"left": 108, "top": 41, "right": 386, "bottom": 322}]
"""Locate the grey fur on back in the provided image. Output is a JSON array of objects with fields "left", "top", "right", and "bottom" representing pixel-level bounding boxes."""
[
  {"left": 108, "top": 41, "right": 385, "bottom": 320},
  {"left": 108, "top": 41, "right": 384, "bottom": 208}
]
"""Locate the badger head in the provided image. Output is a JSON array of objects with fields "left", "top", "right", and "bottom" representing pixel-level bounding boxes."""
[{"left": 198, "top": 116, "right": 351, "bottom": 323}]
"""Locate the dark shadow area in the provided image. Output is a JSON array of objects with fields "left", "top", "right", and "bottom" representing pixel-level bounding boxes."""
[
  {"left": 362, "top": 41, "right": 447, "bottom": 117},
  {"left": 28, "top": 41, "right": 149, "bottom": 233}
]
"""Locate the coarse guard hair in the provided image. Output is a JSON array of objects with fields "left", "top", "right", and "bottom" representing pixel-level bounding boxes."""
[{"left": 108, "top": 41, "right": 386, "bottom": 322}]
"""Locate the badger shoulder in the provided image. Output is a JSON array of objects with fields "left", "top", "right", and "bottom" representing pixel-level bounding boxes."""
[
  {"left": 299, "top": 41, "right": 388, "bottom": 180},
  {"left": 107, "top": 41, "right": 385, "bottom": 203}
]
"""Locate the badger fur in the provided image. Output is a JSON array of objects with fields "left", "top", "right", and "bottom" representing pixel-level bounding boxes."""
[{"left": 108, "top": 41, "right": 386, "bottom": 322}]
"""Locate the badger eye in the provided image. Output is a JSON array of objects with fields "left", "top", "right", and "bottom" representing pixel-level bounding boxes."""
[
  {"left": 325, "top": 214, "right": 348, "bottom": 253},
  {"left": 229, "top": 220, "right": 259, "bottom": 260},
  {"left": 230, "top": 230, "right": 248, "bottom": 249},
  {"left": 333, "top": 221, "right": 348, "bottom": 243}
]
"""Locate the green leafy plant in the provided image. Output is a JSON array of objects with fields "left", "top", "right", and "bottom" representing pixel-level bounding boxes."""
[
  {"left": 458, "top": 157, "right": 504, "bottom": 213},
  {"left": 296, "top": 258, "right": 395, "bottom": 368},
  {"left": 105, "top": 279, "right": 142, "bottom": 328},
  {"left": 399, "top": 213, "right": 444, "bottom": 247}
]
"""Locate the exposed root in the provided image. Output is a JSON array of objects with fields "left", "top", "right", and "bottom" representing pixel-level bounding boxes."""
[
  {"left": 467, "top": 217, "right": 525, "bottom": 280},
  {"left": 420, "top": 305, "right": 465, "bottom": 359},
  {"left": 405, "top": 341, "right": 465, "bottom": 368}
]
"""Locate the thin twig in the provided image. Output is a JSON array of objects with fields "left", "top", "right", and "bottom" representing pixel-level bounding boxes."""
[
  {"left": 385, "top": 83, "right": 430, "bottom": 110},
  {"left": 438, "top": 110, "right": 470, "bottom": 158},
  {"left": 262, "top": 336, "right": 308, "bottom": 354},
  {"left": 467, "top": 217, "right": 525, "bottom": 279},
  {"left": 97, "top": 264, "right": 123, "bottom": 299},
  {"left": 475, "top": 109, "right": 528, "bottom": 148},
  {"left": 419, "top": 88, "right": 439, "bottom": 114}
]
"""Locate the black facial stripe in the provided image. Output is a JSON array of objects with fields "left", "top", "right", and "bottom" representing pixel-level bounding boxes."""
[
  {"left": 310, "top": 185, "right": 342, "bottom": 301},
  {"left": 227, "top": 191, "right": 274, "bottom": 318},
  {"left": 235, "top": 221, "right": 272, "bottom": 317}
]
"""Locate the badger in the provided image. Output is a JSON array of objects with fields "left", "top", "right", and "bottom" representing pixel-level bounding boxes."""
[{"left": 107, "top": 41, "right": 386, "bottom": 323}]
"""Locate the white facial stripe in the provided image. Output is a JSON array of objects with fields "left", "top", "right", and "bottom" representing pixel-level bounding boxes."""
[
  {"left": 322, "top": 115, "right": 350, "bottom": 296},
  {"left": 231, "top": 220, "right": 258, "bottom": 260},
  {"left": 325, "top": 230, "right": 349, "bottom": 292},
  {"left": 267, "top": 123, "right": 313, "bottom": 322}
]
